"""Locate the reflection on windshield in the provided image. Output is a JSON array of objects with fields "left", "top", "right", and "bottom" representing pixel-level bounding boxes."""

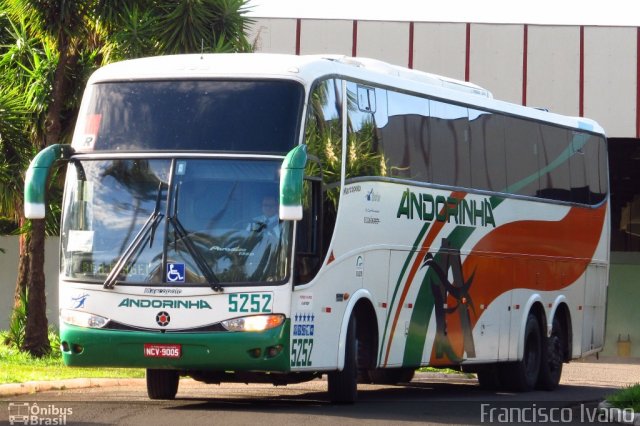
[{"left": 61, "top": 158, "right": 292, "bottom": 286}]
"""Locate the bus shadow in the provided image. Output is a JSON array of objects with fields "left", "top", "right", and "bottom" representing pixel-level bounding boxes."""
[{"left": 168, "top": 380, "right": 617, "bottom": 424}]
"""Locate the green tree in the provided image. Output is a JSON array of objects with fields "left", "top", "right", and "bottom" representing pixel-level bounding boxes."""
[
  {"left": 0, "top": 0, "right": 252, "bottom": 356},
  {"left": 0, "top": 10, "right": 38, "bottom": 349}
]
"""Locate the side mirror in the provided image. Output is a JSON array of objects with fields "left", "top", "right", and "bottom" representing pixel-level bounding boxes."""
[
  {"left": 279, "top": 145, "right": 307, "bottom": 221},
  {"left": 24, "top": 144, "right": 74, "bottom": 219}
]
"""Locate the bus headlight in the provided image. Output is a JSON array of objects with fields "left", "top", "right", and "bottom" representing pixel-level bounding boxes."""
[
  {"left": 221, "top": 314, "right": 285, "bottom": 332},
  {"left": 60, "top": 309, "right": 109, "bottom": 329}
]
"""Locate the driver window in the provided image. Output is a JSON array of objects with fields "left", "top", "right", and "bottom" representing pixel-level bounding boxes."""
[{"left": 295, "top": 175, "right": 322, "bottom": 285}]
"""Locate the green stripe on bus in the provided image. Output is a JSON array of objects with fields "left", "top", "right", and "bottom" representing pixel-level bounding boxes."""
[{"left": 378, "top": 222, "right": 430, "bottom": 363}]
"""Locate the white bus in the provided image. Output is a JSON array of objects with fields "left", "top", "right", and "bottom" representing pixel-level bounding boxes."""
[{"left": 25, "top": 54, "right": 609, "bottom": 402}]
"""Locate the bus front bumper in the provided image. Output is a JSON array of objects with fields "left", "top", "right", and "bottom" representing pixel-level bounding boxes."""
[{"left": 59, "top": 320, "right": 290, "bottom": 372}]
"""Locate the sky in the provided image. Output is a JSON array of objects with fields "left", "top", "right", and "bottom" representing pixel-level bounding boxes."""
[{"left": 246, "top": 0, "right": 640, "bottom": 27}]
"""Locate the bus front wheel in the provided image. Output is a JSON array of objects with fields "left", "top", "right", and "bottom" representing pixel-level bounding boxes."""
[
  {"left": 146, "top": 369, "right": 179, "bottom": 400},
  {"left": 328, "top": 315, "right": 358, "bottom": 403}
]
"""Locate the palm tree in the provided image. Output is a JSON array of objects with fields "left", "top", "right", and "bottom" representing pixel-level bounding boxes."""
[
  {"left": 0, "top": 83, "right": 32, "bottom": 333},
  {"left": 0, "top": 5, "right": 78, "bottom": 356},
  {"left": 0, "top": 0, "right": 252, "bottom": 356}
]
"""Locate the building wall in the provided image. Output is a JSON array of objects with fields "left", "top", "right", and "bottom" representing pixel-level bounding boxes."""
[
  {"left": 469, "top": 24, "right": 524, "bottom": 104},
  {"left": 300, "top": 19, "right": 352, "bottom": 56},
  {"left": 413, "top": 23, "right": 467, "bottom": 81},
  {"left": 583, "top": 26, "right": 637, "bottom": 137},
  {"left": 356, "top": 21, "right": 410, "bottom": 66},
  {"left": 248, "top": 18, "right": 640, "bottom": 138},
  {"left": 249, "top": 18, "right": 297, "bottom": 53},
  {"left": 527, "top": 26, "right": 580, "bottom": 116}
]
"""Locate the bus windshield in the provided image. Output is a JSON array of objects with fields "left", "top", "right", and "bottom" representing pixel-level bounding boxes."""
[{"left": 60, "top": 158, "right": 292, "bottom": 287}]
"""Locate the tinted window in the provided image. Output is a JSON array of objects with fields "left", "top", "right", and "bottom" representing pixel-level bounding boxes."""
[
  {"left": 469, "top": 110, "right": 506, "bottom": 192},
  {"left": 320, "top": 81, "right": 607, "bottom": 207},
  {"left": 538, "top": 125, "right": 572, "bottom": 202},
  {"left": 294, "top": 175, "right": 323, "bottom": 285},
  {"left": 429, "top": 101, "right": 470, "bottom": 188},
  {"left": 345, "top": 83, "right": 388, "bottom": 179},
  {"left": 382, "top": 91, "right": 430, "bottom": 181},
  {"left": 305, "top": 79, "right": 343, "bottom": 186},
  {"left": 76, "top": 80, "right": 304, "bottom": 153},
  {"left": 504, "top": 117, "right": 540, "bottom": 197}
]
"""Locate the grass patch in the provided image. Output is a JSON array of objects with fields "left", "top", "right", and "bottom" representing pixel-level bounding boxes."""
[
  {"left": 419, "top": 366, "right": 462, "bottom": 374},
  {"left": 0, "top": 331, "right": 144, "bottom": 384},
  {"left": 607, "top": 384, "right": 640, "bottom": 412},
  {"left": 418, "top": 366, "right": 475, "bottom": 378}
]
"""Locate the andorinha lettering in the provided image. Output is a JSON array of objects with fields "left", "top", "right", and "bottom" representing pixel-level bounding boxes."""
[
  {"left": 397, "top": 189, "right": 496, "bottom": 227},
  {"left": 118, "top": 298, "right": 212, "bottom": 309}
]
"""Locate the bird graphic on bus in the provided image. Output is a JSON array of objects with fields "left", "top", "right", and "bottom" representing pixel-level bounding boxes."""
[{"left": 421, "top": 238, "right": 476, "bottom": 363}]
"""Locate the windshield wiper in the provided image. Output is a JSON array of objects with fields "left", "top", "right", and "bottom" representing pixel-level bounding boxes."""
[
  {"left": 103, "top": 184, "right": 165, "bottom": 289},
  {"left": 149, "top": 183, "right": 164, "bottom": 247},
  {"left": 169, "top": 182, "right": 222, "bottom": 291},
  {"left": 169, "top": 215, "right": 222, "bottom": 292}
]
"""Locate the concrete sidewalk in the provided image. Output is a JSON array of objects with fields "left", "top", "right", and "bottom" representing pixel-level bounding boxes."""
[
  {"left": 561, "top": 356, "right": 640, "bottom": 388},
  {"left": 1, "top": 357, "right": 638, "bottom": 398}
]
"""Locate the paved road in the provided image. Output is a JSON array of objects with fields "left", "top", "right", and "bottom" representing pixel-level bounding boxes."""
[{"left": 2, "top": 360, "right": 638, "bottom": 426}]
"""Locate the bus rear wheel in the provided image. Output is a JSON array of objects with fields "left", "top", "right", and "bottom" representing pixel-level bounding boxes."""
[
  {"left": 328, "top": 315, "right": 358, "bottom": 403},
  {"left": 146, "top": 369, "right": 179, "bottom": 400}
]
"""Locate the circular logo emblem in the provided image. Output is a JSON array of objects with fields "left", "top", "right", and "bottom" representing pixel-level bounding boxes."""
[{"left": 156, "top": 311, "right": 171, "bottom": 327}]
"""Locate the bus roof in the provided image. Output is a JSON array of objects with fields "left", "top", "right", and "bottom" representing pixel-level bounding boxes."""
[{"left": 88, "top": 53, "right": 605, "bottom": 135}]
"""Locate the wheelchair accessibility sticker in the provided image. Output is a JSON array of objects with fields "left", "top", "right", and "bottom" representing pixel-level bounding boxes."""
[{"left": 167, "top": 263, "right": 185, "bottom": 283}]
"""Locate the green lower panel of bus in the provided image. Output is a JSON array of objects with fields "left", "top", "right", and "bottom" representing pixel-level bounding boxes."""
[{"left": 60, "top": 320, "right": 290, "bottom": 372}]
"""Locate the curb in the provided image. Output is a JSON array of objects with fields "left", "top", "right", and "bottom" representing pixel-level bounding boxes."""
[
  {"left": 598, "top": 401, "right": 640, "bottom": 426},
  {"left": 0, "top": 378, "right": 144, "bottom": 397}
]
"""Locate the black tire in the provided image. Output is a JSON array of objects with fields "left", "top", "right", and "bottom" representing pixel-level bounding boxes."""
[
  {"left": 146, "top": 369, "right": 179, "bottom": 400},
  {"left": 500, "top": 313, "right": 542, "bottom": 392},
  {"left": 368, "top": 368, "right": 415, "bottom": 385},
  {"left": 537, "top": 316, "right": 565, "bottom": 390},
  {"left": 328, "top": 315, "right": 358, "bottom": 403}
]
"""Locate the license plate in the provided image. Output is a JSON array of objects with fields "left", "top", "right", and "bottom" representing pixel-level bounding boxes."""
[{"left": 143, "top": 343, "right": 181, "bottom": 358}]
